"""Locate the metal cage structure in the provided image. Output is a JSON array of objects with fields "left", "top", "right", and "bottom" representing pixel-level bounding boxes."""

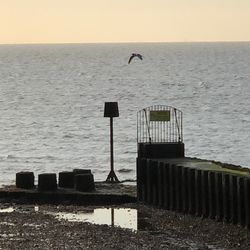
[{"left": 137, "top": 105, "right": 183, "bottom": 144}]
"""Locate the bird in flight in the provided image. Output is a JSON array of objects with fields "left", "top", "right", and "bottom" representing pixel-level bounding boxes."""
[{"left": 128, "top": 53, "right": 143, "bottom": 64}]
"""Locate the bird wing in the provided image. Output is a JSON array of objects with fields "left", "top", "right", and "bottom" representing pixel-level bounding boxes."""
[
  {"left": 128, "top": 55, "right": 135, "bottom": 64},
  {"left": 137, "top": 54, "right": 143, "bottom": 60}
]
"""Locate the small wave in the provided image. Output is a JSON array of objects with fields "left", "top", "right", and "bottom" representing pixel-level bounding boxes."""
[
  {"left": 7, "top": 155, "right": 16, "bottom": 159},
  {"left": 63, "top": 134, "right": 74, "bottom": 139},
  {"left": 124, "top": 151, "right": 137, "bottom": 154},
  {"left": 118, "top": 168, "right": 133, "bottom": 173},
  {"left": 6, "top": 155, "right": 59, "bottom": 161}
]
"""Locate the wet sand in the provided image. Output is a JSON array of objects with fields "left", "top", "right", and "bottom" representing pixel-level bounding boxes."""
[{"left": 0, "top": 202, "right": 249, "bottom": 250}]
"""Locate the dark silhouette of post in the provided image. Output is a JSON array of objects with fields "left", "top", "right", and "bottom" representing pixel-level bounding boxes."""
[
  {"left": 104, "top": 102, "right": 119, "bottom": 182},
  {"left": 111, "top": 208, "right": 114, "bottom": 227}
]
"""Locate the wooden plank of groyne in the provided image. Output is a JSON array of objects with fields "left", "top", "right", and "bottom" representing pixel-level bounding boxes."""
[
  {"left": 222, "top": 174, "right": 230, "bottom": 222},
  {"left": 181, "top": 166, "right": 189, "bottom": 213},
  {"left": 244, "top": 178, "right": 250, "bottom": 228},
  {"left": 136, "top": 158, "right": 141, "bottom": 201},
  {"left": 157, "top": 162, "right": 164, "bottom": 208},
  {"left": 195, "top": 169, "right": 202, "bottom": 216},
  {"left": 188, "top": 168, "right": 196, "bottom": 215},
  {"left": 237, "top": 177, "right": 245, "bottom": 226},
  {"left": 151, "top": 160, "right": 159, "bottom": 206},
  {"left": 201, "top": 170, "right": 209, "bottom": 218},
  {"left": 163, "top": 163, "right": 170, "bottom": 210},
  {"left": 140, "top": 158, "right": 147, "bottom": 202},
  {"left": 208, "top": 171, "right": 216, "bottom": 219},
  {"left": 169, "top": 164, "right": 176, "bottom": 211},
  {"left": 175, "top": 165, "right": 183, "bottom": 212},
  {"left": 215, "top": 172, "right": 223, "bottom": 221},
  {"left": 146, "top": 159, "right": 153, "bottom": 204},
  {"left": 229, "top": 175, "right": 238, "bottom": 224},
  {"left": 158, "top": 158, "right": 250, "bottom": 177}
]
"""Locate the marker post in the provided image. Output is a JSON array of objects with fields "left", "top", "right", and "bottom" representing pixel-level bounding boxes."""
[{"left": 104, "top": 102, "right": 119, "bottom": 183}]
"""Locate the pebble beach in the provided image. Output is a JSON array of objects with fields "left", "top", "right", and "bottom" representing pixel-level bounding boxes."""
[{"left": 0, "top": 202, "right": 249, "bottom": 250}]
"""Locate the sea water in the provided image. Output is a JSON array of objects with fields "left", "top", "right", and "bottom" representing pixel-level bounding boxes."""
[{"left": 0, "top": 42, "right": 249, "bottom": 186}]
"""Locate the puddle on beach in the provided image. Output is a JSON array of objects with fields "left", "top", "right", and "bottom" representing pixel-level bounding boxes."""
[
  {"left": 54, "top": 208, "right": 138, "bottom": 231},
  {"left": 0, "top": 206, "right": 137, "bottom": 231},
  {"left": 0, "top": 206, "right": 225, "bottom": 249},
  {"left": 0, "top": 207, "right": 14, "bottom": 213},
  {"left": 0, "top": 206, "right": 39, "bottom": 213}
]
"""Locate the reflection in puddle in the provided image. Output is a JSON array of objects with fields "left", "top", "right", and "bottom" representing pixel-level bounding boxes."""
[
  {"left": 0, "top": 206, "right": 39, "bottom": 213},
  {"left": 0, "top": 206, "right": 138, "bottom": 231},
  {"left": 0, "top": 207, "right": 14, "bottom": 213},
  {"left": 55, "top": 208, "right": 137, "bottom": 231}
]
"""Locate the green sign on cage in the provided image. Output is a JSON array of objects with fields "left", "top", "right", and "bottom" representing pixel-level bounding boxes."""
[{"left": 150, "top": 110, "right": 170, "bottom": 122}]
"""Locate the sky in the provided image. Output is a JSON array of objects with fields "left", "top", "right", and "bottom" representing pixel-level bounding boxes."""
[{"left": 1, "top": 0, "right": 250, "bottom": 44}]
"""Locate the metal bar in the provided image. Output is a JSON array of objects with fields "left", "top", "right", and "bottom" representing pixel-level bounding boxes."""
[
  {"left": 137, "top": 111, "right": 139, "bottom": 143},
  {"left": 110, "top": 117, "right": 114, "bottom": 172},
  {"left": 174, "top": 108, "right": 181, "bottom": 142},
  {"left": 106, "top": 117, "right": 119, "bottom": 182},
  {"left": 144, "top": 108, "right": 151, "bottom": 143},
  {"left": 157, "top": 105, "right": 159, "bottom": 142}
]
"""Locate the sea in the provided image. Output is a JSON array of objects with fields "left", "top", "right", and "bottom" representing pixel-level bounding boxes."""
[{"left": 0, "top": 42, "right": 249, "bottom": 186}]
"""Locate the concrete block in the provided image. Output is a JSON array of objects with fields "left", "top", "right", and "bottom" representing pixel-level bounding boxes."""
[
  {"left": 38, "top": 173, "right": 57, "bottom": 191},
  {"left": 58, "top": 171, "right": 74, "bottom": 188},
  {"left": 137, "top": 142, "right": 185, "bottom": 158},
  {"left": 73, "top": 169, "right": 91, "bottom": 175},
  {"left": 16, "top": 171, "right": 34, "bottom": 189},
  {"left": 75, "top": 173, "right": 95, "bottom": 192}
]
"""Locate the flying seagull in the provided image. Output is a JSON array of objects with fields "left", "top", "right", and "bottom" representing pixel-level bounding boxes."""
[{"left": 128, "top": 53, "right": 143, "bottom": 64}]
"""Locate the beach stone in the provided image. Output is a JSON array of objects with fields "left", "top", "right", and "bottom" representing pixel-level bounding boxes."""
[
  {"left": 38, "top": 173, "right": 57, "bottom": 191},
  {"left": 75, "top": 173, "right": 95, "bottom": 192},
  {"left": 16, "top": 171, "right": 34, "bottom": 189},
  {"left": 58, "top": 171, "right": 74, "bottom": 188}
]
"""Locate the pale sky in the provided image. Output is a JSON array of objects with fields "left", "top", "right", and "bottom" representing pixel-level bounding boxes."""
[{"left": 1, "top": 0, "right": 250, "bottom": 44}]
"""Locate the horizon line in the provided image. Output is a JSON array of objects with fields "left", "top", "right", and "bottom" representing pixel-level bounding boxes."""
[{"left": 0, "top": 40, "right": 250, "bottom": 46}]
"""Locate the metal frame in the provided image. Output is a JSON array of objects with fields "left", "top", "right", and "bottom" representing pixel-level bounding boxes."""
[{"left": 137, "top": 105, "right": 183, "bottom": 143}]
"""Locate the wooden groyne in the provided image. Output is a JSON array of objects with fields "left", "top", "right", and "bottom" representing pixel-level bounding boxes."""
[
  {"left": 0, "top": 182, "right": 136, "bottom": 205},
  {"left": 0, "top": 168, "right": 136, "bottom": 205},
  {"left": 137, "top": 157, "right": 250, "bottom": 228}
]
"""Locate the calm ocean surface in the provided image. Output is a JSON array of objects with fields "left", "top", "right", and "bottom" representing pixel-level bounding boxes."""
[{"left": 0, "top": 42, "right": 249, "bottom": 186}]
